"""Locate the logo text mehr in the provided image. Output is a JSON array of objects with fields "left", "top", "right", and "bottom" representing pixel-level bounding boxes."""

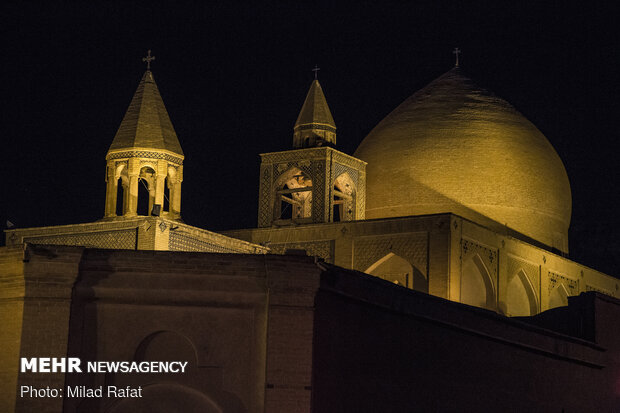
[{"left": 20, "top": 358, "right": 82, "bottom": 373}]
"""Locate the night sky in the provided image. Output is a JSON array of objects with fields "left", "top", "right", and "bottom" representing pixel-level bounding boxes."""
[{"left": 2, "top": 2, "right": 619, "bottom": 274}]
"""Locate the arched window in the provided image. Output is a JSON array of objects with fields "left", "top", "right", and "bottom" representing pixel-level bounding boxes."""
[
  {"left": 333, "top": 173, "right": 355, "bottom": 222},
  {"left": 116, "top": 177, "right": 125, "bottom": 216},
  {"left": 461, "top": 254, "right": 496, "bottom": 310},
  {"left": 138, "top": 166, "right": 156, "bottom": 216},
  {"left": 163, "top": 177, "right": 170, "bottom": 213},
  {"left": 273, "top": 168, "right": 312, "bottom": 223},
  {"left": 505, "top": 269, "right": 538, "bottom": 316},
  {"left": 115, "top": 164, "right": 128, "bottom": 216}
]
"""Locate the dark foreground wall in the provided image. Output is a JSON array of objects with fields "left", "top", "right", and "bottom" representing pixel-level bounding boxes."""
[
  {"left": 3, "top": 245, "right": 620, "bottom": 413},
  {"left": 312, "top": 266, "right": 620, "bottom": 412},
  {"left": 1, "top": 245, "right": 321, "bottom": 413}
]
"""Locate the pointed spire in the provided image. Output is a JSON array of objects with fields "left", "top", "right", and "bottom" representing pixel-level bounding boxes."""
[
  {"left": 293, "top": 79, "right": 336, "bottom": 148},
  {"left": 108, "top": 70, "right": 184, "bottom": 156}
]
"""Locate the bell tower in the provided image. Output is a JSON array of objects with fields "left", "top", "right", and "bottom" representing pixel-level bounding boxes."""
[
  {"left": 104, "top": 56, "right": 184, "bottom": 221},
  {"left": 257, "top": 74, "right": 366, "bottom": 227}
]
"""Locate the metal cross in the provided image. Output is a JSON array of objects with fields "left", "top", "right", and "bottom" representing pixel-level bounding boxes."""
[
  {"left": 312, "top": 64, "right": 320, "bottom": 80},
  {"left": 453, "top": 48, "right": 461, "bottom": 67},
  {"left": 142, "top": 50, "right": 156, "bottom": 70}
]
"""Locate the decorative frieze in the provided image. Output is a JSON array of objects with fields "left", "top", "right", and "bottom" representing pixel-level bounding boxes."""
[
  {"left": 107, "top": 150, "right": 183, "bottom": 165},
  {"left": 354, "top": 233, "right": 428, "bottom": 275},
  {"left": 547, "top": 271, "right": 578, "bottom": 295}
]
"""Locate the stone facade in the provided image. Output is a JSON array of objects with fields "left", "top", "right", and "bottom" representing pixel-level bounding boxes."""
[
  {"left": 6, "top": 217, "right": 268, "bottom": 255},
  {"left": 225, "top": 213, "right": 620, "bottom": 316}
]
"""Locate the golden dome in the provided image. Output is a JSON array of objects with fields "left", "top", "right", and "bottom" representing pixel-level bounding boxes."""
[{"left": 354, "top": 68, "right": 572, "bottom": 253}]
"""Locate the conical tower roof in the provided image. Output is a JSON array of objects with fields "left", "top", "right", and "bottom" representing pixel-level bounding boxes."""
[
  {"left": 294, "top": 80, "right": 336, "bottom": 131},
  {"left": 108, "top": 71, "right": 183, "bottom": 156}
]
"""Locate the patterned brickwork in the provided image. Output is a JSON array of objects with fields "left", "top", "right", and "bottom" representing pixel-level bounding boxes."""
[
  {"left": 462, "top": 239, "right": 497, "bottom": 265},
  {"left": 353, "top": 233, "right": 428, "bottom": 275},
  {"left": 258, "top": 165, "right": 273, "bottom": 227},
  {"left": 334, "top": 163, "right": 358, "bottom": 185},
  {"left": 548, "top": 271, "right": 578, "bottom": 295},
  {"left": 506, "top": 255, "right": 540, "bottom": 296},
  {"left": 267, "top": 241, "right": 333, "bottom": 262},
  {"left": 461, "top": 238, "right": 499, "bottom": 289},
  {"left": 357, "top": 171, "right": 366, "bottom": 219},
  {"left": 259, "top": 147, "right": 366, "bottom": 226},
  {"left": 107, "top": 150, "right": 183, "bottom": 165},
  {"left": 168, "top": 231, "right": 252, "bottom": 253},
  {"left": 332, "top": 150, "right": 367, "bottom": 170},
  {"left": 261, "top": 148, "right": 327, "bottom": 164},
  {"left": 586, "top": 284, "right": 614, "bottom": 296},
  {"left": 25, "top": 230, "right": 136, "bottom": 249},
  {"left": 295, "top": 123, "right": 336, "bottom": 132},
  {"left": 314, "top": 159, "right": 328, "bottom": 222}
]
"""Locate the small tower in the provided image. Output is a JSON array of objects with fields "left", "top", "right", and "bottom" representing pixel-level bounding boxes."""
[
  {"left": 104, "top": 67, "right": 184, "bottom": 220},
  {"left": 257, "top": 76, "right": 366, "bottom": 227},
  {"left": 293, "top": 79, "right": 337, "bottom": 148}
]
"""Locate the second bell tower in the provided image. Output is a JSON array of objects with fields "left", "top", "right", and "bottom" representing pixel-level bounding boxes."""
[{"left": 257, "top": 75, "right": 366, "bottom": 227}]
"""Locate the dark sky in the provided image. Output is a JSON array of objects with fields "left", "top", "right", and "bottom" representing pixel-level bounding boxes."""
[{"left": 1, "top": 2, "right": 619, "bottom": 274}]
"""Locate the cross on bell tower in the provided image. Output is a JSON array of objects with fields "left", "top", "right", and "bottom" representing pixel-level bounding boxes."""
[
  {"left": 453, "top": 47, "right": 461, "bottom": 68},
  {"left": 312, "top": 64, "right": 320, "bottom": 80},
  {"left": 142, "top": 49, "right": 156, "bottom": 70}
]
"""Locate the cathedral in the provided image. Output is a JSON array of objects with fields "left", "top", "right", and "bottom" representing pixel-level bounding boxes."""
[
  {"left": 2, "top": 56, "right": 620, "bottom": 412},
  {"left": 225, "top": 64, "right": 619, "bottom": 316}
]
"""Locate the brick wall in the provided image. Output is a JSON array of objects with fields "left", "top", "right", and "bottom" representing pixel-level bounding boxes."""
[
  {"left": 13, "top": 245, "right": 83, "bottom": 413},
  {"left": 311, "top": 266, "right": 615, "bottom": 412},
  {"left": 263, "top": 255, "right": 321, "bottom": 413}
]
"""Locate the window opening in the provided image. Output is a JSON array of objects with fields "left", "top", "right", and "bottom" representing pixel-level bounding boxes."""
[
  {"left": 116, "top": 177, "right": 124, "bottom": 216},
  {"left": 163, "top": 177, "right": 170, "bottom": 212}
]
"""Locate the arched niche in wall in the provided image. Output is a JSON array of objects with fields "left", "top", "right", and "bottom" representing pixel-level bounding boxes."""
[
  {"left": 505, "top": 269, "right": 538, "bottom": 316},
  {"left": 461, "top": 254, "right": 496, "bottom": 310},
  {"left": 365, "top": 252, "right": 427, "bottom": 292},
  {"left": 548, "top": 283, "right": 570, "bottom": 310},
  {"left": 134, "top": 330, "right": 198, "bottom": 363},
  {"left": 100, "top": 331, "right": 248, "bottom": 413}
]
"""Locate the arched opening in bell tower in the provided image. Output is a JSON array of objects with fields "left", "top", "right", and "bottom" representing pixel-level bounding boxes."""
[
  {"left": 138, "top": 166, "right": 156, "bottom": 216},
  {"left": 273, "top": 168, "right": 313, "bottom": 223},
  {"left": 116, "top": 177, "right": 125, "bottom": 216},
  {"left": 113, "top": 163, "right": 129, "bottom": 217},
  {"left": 163, "top": 177, "right": 170, "bottom": 213},
  {"left": 333, "top": 173, "right": 355, "bottom": 222}
]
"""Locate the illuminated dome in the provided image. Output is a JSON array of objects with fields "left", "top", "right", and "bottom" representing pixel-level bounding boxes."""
[{"left": 354, "top": 68, "right": 572, "bottom": 253}]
